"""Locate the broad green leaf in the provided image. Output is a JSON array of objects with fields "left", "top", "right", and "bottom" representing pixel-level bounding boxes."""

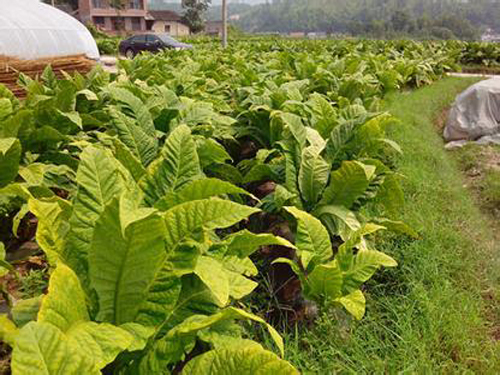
[
  {"left": 164, "top": 275, "right": 221, "bottom": 332},
  {"left": 0, "top": 241, "right": 13, "bottom": 276},
  {"left": 343, "top": 250, "right": 397, "bottom": 292},
  {"left": 298, "top": 147, "right": 330, "bottom": 207},
  {"left": 29, "top": 198, "right": 72, "bottom": 264},
  {"left": 76, "top": 89, "right": 98, "bottom": 101},
  {"left": 373, "top": 218, "right": 419, "bottom": 239},
  {"left": 109, "top": 137, "right": 147, "bottom": 182},
  {"left": 306, "top": 263, "right": 343, "bottom": 300},
  {"left": 272, "top": 184, "right": 297, "bottom": 209},
  {"left": 0, "top": 98, "right": 13, "bottom": 119},
  {"left": 196, "top": 138, "right": 232, "bottom": 167},
  {"left": 377, "top": 174, "right": 405, "bottom": 215},
  {"left": 194, "top": 256, "right": 230, "bottom": 307},
  {"left": 198, "top": 331, "right": 264, "bottom": 351},
  {"left": 272, "top": 112, "right": 306, "bottom": 147},
  {"left": 335, "top": 290, "right": 366, "bottom": 320},
  {"left": 225, "top": 271, "right": 258, "bottom": 300},
  {"left": 38, "top": 271, "right": 134, "bottom": 369},
  {"left": 136, "top": 266, "right": 182, "bottom": 328},
  {"left": 109, "top": 107, "right": 158, "bottom": 166},
  {"left": 307, "top": 93, "right": 337, "bottom": 138},
  {"left": 224, "top": 230, "right": 296, "bottom": 259},
  {"left": 57, "top": 110, "right": 82, "bottom": 129},
  {"left": 90, "top": 198, "right": 167, "bottom": 325},
  {"left": 221, "top": 256, "right": 258, "bottom": 277},
  {"left": 12, "top": 204, "right": 29, "bottom": 237},
  {"left": 155, "top": 178, "right": 253, "bottom": 211},
  {"left": 336, "top": 224, "right": 387, "bottom": 271},
  {"left": 18, "top": 164, "right": 45, "bottom": 185},
  {"left": 141, "top": 125, "right": 201, "bottom": 206},
  {"left": 285, "top": 207, "right": 332, "bottom": 263},
  {"left": 38, "top": 264, "right": 89, "bottom": 331},
  {"left": 163, "top": 199, "right": 260, "bottom": 250},
  {"left": 272, "top": 257, "right": 302, "bottom": 276},
  {"left": 242, "top": 163, "right": 280, "bottom": 184},
  {"left": 130, "top": 335, "right": 189, "bottom": 373},
  {"left": 314, "top": 205, "right": 361, "bottom": 232},
  {"left": 65, "top": 146, "right": 125, "bottom": 281},
  {"left": 280, "top": 139, "right": 302, "bottom": 207},
  {"left": 0, "top": 314, "right": 18, "bottom": 346},
  {"left": 377, "top": 138, "right": 403, "bottom": 154},
  {"left": 207, "top": 163, "right": 243, "bottom": 185},
  {"left": 163, "top": 240, "right": 202, "bottom": 277},
  {"left": 66, "top": 321, "right": 132, "bottom": 369},
  {"left": 11, "top": 322, "right": 97, "bottom": 375},
  {"left": 167, "top": 307, "right": 284, "bottom": 357},
  {"left": 0, "top": 138, "right": 21, "bottom": 188},
  {"left": 326, "top": 119, "right": 360, "bottom": 163},
  {"left": 120, "top": 323, "right": 155, "bottom": 351},
  {"left": 11, "top": 297, "right": 42, "bottom": 328},
  {"left": 106, "top": 87, "right": 155, "bottom": 136},
  {"left": 182, "top": 347, "right": 298, "bottom": 375},
  {"left": 305, "top": 127, "right": 327, "bottom": 153},
  {"left": 319, "top": 160, "right": 375, "bottom": 209}
]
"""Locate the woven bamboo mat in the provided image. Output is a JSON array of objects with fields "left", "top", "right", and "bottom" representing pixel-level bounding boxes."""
[{"left": 0, "top": 55, "right": 96, "bottom": 98}]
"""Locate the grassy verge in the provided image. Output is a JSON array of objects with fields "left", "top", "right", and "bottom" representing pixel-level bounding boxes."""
[
  {"left": 451, "top": 144, "right": 500, "bottom": 225},
  {"left": 284, "top": 77, "right": 500, "bottom": 373}
]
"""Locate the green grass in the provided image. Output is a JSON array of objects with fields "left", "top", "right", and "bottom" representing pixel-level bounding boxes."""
[
  {"left": 18, "top": 269, "right": 48, "bottom": 299},
  {"left": 284, "top": 77, "right": 500, "bottom": 373},
  {"left": 452, "top": 143, "right": 500, "bottom": 215},
  {"left": 482, "top": 169, "right": 500, "bottom": 206}
]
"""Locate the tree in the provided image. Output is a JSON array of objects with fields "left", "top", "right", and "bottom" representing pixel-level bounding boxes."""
[{"left": 182, "top": 0, "right": 212, "bottom": 34}]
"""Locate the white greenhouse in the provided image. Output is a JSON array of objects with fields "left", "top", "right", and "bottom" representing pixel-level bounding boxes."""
[{"left": 0, "top": 0, "right": 99, "bottom": 61}]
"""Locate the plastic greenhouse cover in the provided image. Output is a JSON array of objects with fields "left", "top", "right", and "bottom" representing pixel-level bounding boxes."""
[
  {"left": 0, "top": 0, "right": 99, "bottom": 60},
  {"left": 444, "top": 77, "right": 500, "bottom": 148}
]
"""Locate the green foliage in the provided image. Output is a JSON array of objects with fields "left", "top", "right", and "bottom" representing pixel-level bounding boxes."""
[
  {"left": 237, "top": 0, "right": 486, "bottom": 39},
  {"left": 182, "top": 0, "right": 212, "bottom": 34},
  {"left": 182, "top": 347, "right": 299, "bottom": 374},
  {"left": 277, "top": 209, "right": 397, "bottom": 319},
  {"left": 2, "top": 39, "right": 492, "bottom": 373},
  {"left": 0, "top": 138, "right": 21, "bottom": 188}
]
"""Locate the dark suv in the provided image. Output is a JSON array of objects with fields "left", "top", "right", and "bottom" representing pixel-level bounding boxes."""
[{"left": 119, "top": 34, "right": 193, "bottom": 58}]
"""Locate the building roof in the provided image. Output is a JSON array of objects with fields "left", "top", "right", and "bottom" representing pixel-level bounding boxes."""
[{"left": 149, "top": 10, "right": 182, "bottom": 22}]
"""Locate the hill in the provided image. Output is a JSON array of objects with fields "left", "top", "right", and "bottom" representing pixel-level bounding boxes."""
[{"left": 236, "top": 0, "right": 500, "bottom": 39}]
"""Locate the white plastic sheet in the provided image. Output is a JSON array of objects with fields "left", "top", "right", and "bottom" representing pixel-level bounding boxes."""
[
  {"left": 0, "top": 0, "right": 99, "bottom": 60},
  {"left": 444, "top": 77, "right": 500, "bottom": 147}
]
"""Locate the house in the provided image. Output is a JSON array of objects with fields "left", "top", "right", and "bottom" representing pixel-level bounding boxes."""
[
  {"left": 78, "top": 0, "right": 148, "bottom": 33},
  {"left": 147, "top": 11, "right": 190, "bottom": 37},
  {"left": 205, "top": 21, "right": 224, "bottom": 37},
  {"left": 289, "top": 31, "right": 306, "bottom": 38}
]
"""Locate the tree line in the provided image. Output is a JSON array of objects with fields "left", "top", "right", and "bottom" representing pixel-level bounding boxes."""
[{"left": 236, "top": 0, "right": 500, "bottom": 39}]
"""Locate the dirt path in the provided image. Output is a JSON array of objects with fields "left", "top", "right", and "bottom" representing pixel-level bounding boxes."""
[{"left": 447, "top": 72, "right": 498, "bottom": 78}]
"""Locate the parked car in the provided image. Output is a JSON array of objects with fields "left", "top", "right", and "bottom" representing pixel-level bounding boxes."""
[{"left": 119, "top": 34, "right": 193, "bottom": 58}]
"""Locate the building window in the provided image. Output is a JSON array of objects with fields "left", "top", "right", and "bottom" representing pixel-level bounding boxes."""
[
  {"left": 131, "top": 17, "right": 142, "bottom": 31},
  {"left": 92, "top": 0, "right": 106, "bottom": 8},
  {"left": 93, "top": 16, "right": 105, "bottom": 27},
  {"left": 164, "top": 24, "right": 171, "bottom": 34},
  {"left": 111, "top": 17, "right": 125, "bottom": 31},
  {"left": 129, "top": 0, "right": 143, "bottom": 9}
]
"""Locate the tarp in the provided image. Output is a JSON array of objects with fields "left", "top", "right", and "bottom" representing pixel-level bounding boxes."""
[
  {"left": 444, "top": 77, "right": 500, "bottom": 147},
  {"left": 0, "top": 0, "right": 99, "bottom": 60}
]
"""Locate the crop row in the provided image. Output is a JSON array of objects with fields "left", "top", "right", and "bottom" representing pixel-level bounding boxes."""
[{"left": 0, "top": 40, "right": 480, "bottom": 373}]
